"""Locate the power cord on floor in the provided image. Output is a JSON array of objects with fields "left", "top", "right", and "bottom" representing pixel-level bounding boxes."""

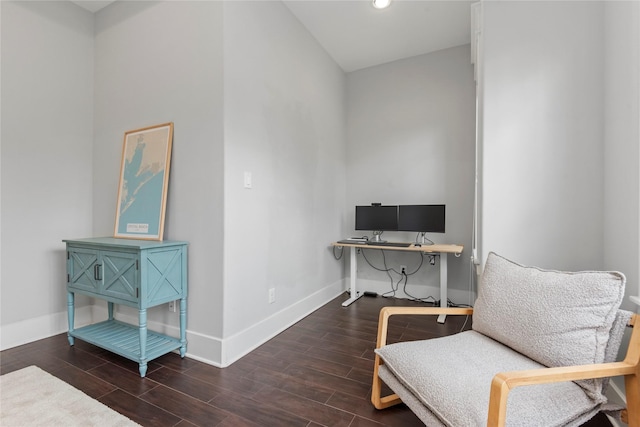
[{"left": 355, "top": 246, "right": 474, "bottom": 332}]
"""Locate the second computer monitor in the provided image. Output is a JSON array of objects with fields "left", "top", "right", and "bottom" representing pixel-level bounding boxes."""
[
  {"left": 355, "top": 205, "right": 398, "bottom": 231},
  {"left": 398, "top": 204, "right": 445, "bottom": 233}
]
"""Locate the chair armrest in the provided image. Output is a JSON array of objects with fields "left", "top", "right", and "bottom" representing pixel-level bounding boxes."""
[
  {"left": 376, "top": 306, "right": 473, "bottom": 348},
  {"left": 371, "top": 306, "right": 473, "bottom": 410},
  {"left": 487, "top": 313, "right": 640, "bottom": 426},
  {"left": 487, "top": 361, "right": 638, "bottom": 426}
]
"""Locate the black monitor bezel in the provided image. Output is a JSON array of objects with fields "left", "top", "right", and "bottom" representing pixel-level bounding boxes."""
[
  {"left": 355, "top": 205, "right": 399, "bottom": 231},
  {"left": 397, "top": 204, "right": 446, "bottom": 233}
]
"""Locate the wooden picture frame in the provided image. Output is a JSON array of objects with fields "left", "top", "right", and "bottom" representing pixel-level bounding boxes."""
[{"left": 114, "top": 122, "right": 173, "bottom": 241}]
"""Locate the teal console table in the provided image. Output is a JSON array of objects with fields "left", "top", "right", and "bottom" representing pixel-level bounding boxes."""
[{"left": 64, "top": 237, "right": 188, "bottom": 377}]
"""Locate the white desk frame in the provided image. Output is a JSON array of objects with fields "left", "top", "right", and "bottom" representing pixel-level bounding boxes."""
[{"left": 333, "top": 242, "right": 464, "bottom": 323}]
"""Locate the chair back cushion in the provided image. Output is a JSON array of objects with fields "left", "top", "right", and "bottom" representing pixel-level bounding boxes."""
[{"left": 473, "top": 252, "right": 626, "bottom": 397}]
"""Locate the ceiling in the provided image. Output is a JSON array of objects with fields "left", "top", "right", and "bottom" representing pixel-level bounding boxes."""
[
  {"left": 71, "top": 1, "right": 115, "bottom": 13},
  {"left": 283, "top": 0, "right": 472, "bottom": 72},
  {"left": 71, "top": 0, "right": 472, "bottom": 72}
]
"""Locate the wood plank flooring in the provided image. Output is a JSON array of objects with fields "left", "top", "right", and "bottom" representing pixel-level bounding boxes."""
[{"left": 1, "top": 294, "right": 614, "bottom": 426}]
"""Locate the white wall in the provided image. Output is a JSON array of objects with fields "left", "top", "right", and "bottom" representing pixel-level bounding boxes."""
[
  {"left": 1, "top": 0, "right": 347, "bottom": 366},
  {"left": 93, "top": 1, "right": 225, "bottom": 361},
  {"left": 603, "top": 0, "right": 640, "bottom": 313},
  {"left": 222, "top": 1, "right": 346, "bottom": 365},
  {"left": 0, "top": 1, "right": 94, "bottom": 349},
  {"left": 346, "top": 46, "right": 476, "bottom": 303},
  {"left": 602, "top": 1, "right": 640, "bottom": 403},
  {"left": 479, "top": 0, "right": 639, "bottom": 406},
  {"left": 479, "top": 0, "right": 640, "bottom": 298},
  {"left": 0, "top": 0, "right": 475, "bottom": 361},
  {"left": 480, "top": 0, "right": 606, "bottom": 270},
  {"left": 94, "top": 0, "right": 347, "bottom": 367}
]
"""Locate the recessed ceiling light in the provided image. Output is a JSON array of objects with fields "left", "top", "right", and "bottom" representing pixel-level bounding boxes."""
[{"left": 372, "top": 0, "right": 391, "bottom": 10}]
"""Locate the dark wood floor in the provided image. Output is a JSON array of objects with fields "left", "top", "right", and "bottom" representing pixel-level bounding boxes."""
[{"left": 1, "top": 294, "right": 614, "bottom": 426}]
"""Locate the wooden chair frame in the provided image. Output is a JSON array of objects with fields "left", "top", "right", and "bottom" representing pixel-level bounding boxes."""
[{"left": 371, "top": 307, "right": 640, "bottom": 427}]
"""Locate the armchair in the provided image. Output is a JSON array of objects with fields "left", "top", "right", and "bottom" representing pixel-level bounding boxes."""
[{"left": 372, "top": 252, "right": 639, "bottom": 426}]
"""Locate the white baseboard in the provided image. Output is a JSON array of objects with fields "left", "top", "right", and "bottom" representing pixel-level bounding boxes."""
[
  {"left": 1, "top": 280, "right": 345, "bottom": 367},
  {"left": 219, "top": 280, "right": 346, "bottom": 367},
  {"left": 0, "top": 305, "right": 93, "bottom": 351},
  {"left": 91, "top": 279, "right": 347, "bottom": 367},
  {"left": 605, "top": 380, "right": 626, "bottom": 427},
  {"left": 0, "top": 277, "right": 474, "bottom": 368},
  {"left": 352, "top": 277, "right": 475, "bottom": 306},
  {"left": 180, "top": 329, "right": 224, "bottom": 367},
  {"left": 90, "top": 304, "right": 225, "bottom": 367}
]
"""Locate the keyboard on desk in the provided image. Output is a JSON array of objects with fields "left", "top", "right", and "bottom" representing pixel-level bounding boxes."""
[
  {"left": 337, "top": 239, "right": 369, "bottom": 245},
  {"left": 366, "top": 241, "right": 411, "bottom": 248}
]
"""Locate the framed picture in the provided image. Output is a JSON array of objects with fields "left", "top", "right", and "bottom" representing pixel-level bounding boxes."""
[{"left": 114, "top": 122, "right": 174, "bottom": 241}]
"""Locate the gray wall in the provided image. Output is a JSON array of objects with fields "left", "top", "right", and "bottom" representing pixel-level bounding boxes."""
[
  {"left": 603, "top": 0, "right": 640, "bottom": 313},
  {"left": 479, "top": 0, "right": 640, "bottom": 403},
  {"left": 481, "top": 1, "right": 607, "bottom": 270},
  {"left": 346, "top": 46, "right": 476, "bottom": 303},
  {"left": 92, "top": 1, "right": 226, "bottom": 361},
  {"left": 221, "top": 1, "right": 347, "bottom": 363},
  {"left": 480, "top": 1, "right": 639, "bottom": 305},
  {"left": 602, "top": 0, "right": 640, "bottom": 403},
  {"left": 0, "top": 0, "right": 347, "bottom": 366},
  {"left": 5, "top": 0, "right": 636, "bottom": 378},
  {"left": 1, "top": 1, "right": 94, "bottom": 346}
]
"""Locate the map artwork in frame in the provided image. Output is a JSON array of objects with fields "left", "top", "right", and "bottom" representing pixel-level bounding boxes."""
[{"left": 114, "top": 122, "right": 173, "bottom": 241}]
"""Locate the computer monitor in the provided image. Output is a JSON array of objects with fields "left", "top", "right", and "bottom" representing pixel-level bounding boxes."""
[
  {"left": 355, "top": 205, "right": 398, "bottom": 242},
  {"left": 398, "top": 204, "right": 446, "bottom": 235}
]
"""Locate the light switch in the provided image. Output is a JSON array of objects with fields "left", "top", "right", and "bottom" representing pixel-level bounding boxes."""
[{"left": 244, "top": 171, "right": 252, "bottom": 189}]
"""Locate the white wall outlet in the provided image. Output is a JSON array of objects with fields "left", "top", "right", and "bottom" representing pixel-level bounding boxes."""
[
  {"left": 168, "top": 300, "right": 177, "bottom": 312},
  {"left": 400, "top": 265, "right": 407, "bottom": 274},
  {"left": 268, "top": 288, "right": 276, "bottom": 304}
]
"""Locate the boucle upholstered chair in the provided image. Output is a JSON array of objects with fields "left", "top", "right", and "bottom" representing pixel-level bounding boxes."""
[{"left": 372, "top": 252, "right": 640, "bottom": 427}]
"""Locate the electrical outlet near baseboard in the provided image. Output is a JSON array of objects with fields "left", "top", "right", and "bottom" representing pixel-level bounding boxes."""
[
  {"left": 268, "top": 288, "right": 276, "bottom": 304},
  {"left": 168, "top": 300, "right": 177, "bottom": 312},
  {"left": 400, "top": 265, "right": 407, "bottom": 274}
]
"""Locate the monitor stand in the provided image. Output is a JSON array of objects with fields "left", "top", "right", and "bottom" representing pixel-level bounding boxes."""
[
  {"left": 371, "top": 230, "right": 386, "bottom": 244},
  {"left": 419, "top": 232, "right": 435, "bottom": 245}
]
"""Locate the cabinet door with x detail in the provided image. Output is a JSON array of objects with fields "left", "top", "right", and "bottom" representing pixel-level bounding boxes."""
[
  {"left": 101, "top": 250, "right": 138, "bottom": 303},
  {"left": 67, "top": 248, "right": 100, "bottom": 294}
]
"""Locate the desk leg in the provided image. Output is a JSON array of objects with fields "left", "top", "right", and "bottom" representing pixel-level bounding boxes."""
[
  {"left": 437, "top": 254, "right": 448, "bottom": 324},
  {"left": 342, "top": 247, "right": 363, "bottom": 307}
]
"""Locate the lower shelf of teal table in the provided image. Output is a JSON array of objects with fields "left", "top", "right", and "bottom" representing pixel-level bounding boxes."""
[{"left": 69, "top": 319, "right": 183, "bottom": 377}]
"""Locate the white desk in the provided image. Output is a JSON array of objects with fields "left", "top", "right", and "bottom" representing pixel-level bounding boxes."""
[{"left": 332, "top": 242, "right": 464, "bottom": 323}]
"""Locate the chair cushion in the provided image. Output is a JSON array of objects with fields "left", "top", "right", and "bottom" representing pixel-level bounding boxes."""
[
  {"left": 472, "top": 252, "right": 626, "bottom": 398},
  {"left": 376, "top": 330, "right": 603, "bottom": 427}
]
